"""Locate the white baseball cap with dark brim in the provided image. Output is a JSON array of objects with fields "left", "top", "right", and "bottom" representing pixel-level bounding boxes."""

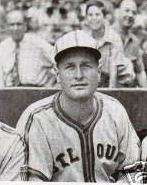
[{"left": 54, "top": 30, "right": 101, "bottom": 63}]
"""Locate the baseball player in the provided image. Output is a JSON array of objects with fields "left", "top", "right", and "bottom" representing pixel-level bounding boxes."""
[
  {"left": 16, "top": 30, "right": 140, "bottom": 182},
  {"left": 0, "top": 121, "right": 24, "bottom": 180}
]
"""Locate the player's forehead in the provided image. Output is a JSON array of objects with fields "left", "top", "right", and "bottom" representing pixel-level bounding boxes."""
[
  {"left": 7, "top": 11, "right": 24, "bottom": 24},
  {"left": 59, "top": 49, "right": 97, "bottom": 66}
]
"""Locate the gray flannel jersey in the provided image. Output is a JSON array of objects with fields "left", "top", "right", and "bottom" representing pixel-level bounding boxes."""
[{"left": 16, "top": 92, "right": 140, "bottom": 182}]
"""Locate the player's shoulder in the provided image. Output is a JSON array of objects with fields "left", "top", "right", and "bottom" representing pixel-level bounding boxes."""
[
  {"left": 16, "top": 93, "right": 57, "bottom": 133},
  {"left": 18, "top": 93, "right": 57, "bottom": 120},
  {"left": 95, "top": 91, "right": 126, "bottom": 114},
  {"left": 95, "top": 91, "right": 122, "bottom": 105}
]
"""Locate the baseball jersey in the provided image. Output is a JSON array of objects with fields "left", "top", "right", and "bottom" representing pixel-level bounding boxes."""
[
  {"left": 16, "top": 91, "right": 140, "bottom": 182},
  {"left": 0, "top": 121, "right": 24, "bottom": 180}
]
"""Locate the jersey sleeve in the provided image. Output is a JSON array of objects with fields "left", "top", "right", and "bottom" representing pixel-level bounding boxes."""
[
  {"left": 0, "top": 134, "right": 25, "bottom": 181},
  {"left": 117, "top": 107, "right": 141, "bottom": 169},
  {"left": 111, "top": 104, "right": 141, "bottom": 183},
  {"left": 17, "top": 110, "right": 54, "bottom": 181}
]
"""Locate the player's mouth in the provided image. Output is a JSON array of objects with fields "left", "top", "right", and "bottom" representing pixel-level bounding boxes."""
[{"left": 71, "top": 83, "right": 88, "bottom": 89}]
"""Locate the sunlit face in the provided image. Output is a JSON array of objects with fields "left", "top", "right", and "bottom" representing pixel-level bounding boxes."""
[
  {"left": 7, "top": 11, "right": 26, "bottom": 42},
  {"left": 57, "top": 48, "right": 100, "bottom": 101},
  {"left": 119, "top": 1, "right": 137, "bottom": 29},
  {"left": 86, "top": 5, "right": 104, "bottom": 31}
]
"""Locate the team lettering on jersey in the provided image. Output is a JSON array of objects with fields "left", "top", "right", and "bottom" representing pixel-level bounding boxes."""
[
  {"left": 53, "top": 143, "right": 118, "bottom": 173},
  {"left": 97, "top": 143, "right": 119, "bottom": 162},
  {"left": 53, "top": 148, "right": 80, "bottom": 173}
]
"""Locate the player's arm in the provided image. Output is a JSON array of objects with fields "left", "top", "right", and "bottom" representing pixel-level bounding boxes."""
[
  {"left": 17, "top": 112, "right": 54, "bottom": 181},
  {"left": 0, "top": 134, "right": 25, "bottom": 181},
  {"left": 116, "top": 107, "right": 141, "bottom": 182}
]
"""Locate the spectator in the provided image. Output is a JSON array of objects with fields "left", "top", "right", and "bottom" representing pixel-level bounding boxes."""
[
  {"left": 132, "top": 1, "right": 147, "bottom": 47},
  {"left": 0, "top": 9, "right": 56, "bottom": 88},
  {"left": 99, "top": 0, "right": 115, "bottom": 25},
  {"left": 26, "top": 0, "right": 47, "bottom": 32},
  {"left": 113, "top": 0, "right": 147, "bottom": 87},
  {"left": 36, "top": 14, "right": 53, "bottom": 43},
  {"left": 82, "top": 0, "right": 135, "bottom": 88},
  {"left": 5, "top": 0, "right": 15, "bottom": 13},
  {"left": 60, "top": 0, "right": 80, "bottom": 28}
]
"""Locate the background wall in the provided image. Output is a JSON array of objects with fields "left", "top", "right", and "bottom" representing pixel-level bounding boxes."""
[{"left": 0, "top": 89, "right": 147, "bottom": 140}]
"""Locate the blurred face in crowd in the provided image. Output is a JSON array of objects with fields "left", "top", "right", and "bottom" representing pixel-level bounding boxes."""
[
  {"left": 33, "top": 0, "right": 40, "bottom": 7},
  {"left": 7, "top": 10, "right": 26, "bottom": 42},
  {"left": 119, "top": 0, "right": 137, "bottom": 29},
  {"left": 86, "top": 5, "right": 104, "bottom": 31},
  {"left": 57, "top": 48, "right": 100, "bottom": 101},
  {"left": 6, "top": 1, "right": 15, "bottom": 12}
]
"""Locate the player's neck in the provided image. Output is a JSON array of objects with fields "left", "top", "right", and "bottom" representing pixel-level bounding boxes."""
[{"left": 59, "top": 93, "right": 97, "bottom": 126}]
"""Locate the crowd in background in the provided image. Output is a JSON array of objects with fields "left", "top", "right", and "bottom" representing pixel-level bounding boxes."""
[{"left": 0, "top": 0, "right": 147, "bottom": 88}]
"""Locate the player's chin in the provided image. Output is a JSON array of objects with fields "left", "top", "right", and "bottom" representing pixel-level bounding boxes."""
[{"left": 69, "top": 90, "right": 94, "bottom": 100}]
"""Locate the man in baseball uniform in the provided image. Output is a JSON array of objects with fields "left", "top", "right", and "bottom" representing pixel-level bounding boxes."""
[
  {"left": 16, "top": 30, "right": 140, "bottom": 182},
  {"left": 0, "top": 121, "right": 24, "bottom": 180}
]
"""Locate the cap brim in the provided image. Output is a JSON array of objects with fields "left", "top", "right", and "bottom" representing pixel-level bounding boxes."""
[{"left": 55, "top": 46, "right": 101, "bottom": 63}]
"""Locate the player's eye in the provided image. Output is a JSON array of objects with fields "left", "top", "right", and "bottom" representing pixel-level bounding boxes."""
[
  {"left": 81, "top": 63, "right": 92, "bottom": 68},
  {"left": 64, "top": 65, "right": 75, "bottom": 70}
]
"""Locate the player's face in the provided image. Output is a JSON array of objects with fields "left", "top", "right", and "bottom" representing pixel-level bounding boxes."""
[
  {"left": 57, "top": 49, "right": 100, "bottom": 101},
  {"left": 86, "top": 5, "right": 104, "bottom": 31},
  {"left": 7, "top": 11, "right": 26, "bottom": 42},
  {"left": 119, "top": 1, "right": 137, "bottom": 29}
]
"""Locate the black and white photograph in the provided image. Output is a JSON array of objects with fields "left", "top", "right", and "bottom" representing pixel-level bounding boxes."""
[{"left": 0, "top": 0, "right": 147, "bottom": 184}]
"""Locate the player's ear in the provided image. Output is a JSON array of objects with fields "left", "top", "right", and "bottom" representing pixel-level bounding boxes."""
[{"left": 98, "top": 60, "right": 102, "bottom": 80}]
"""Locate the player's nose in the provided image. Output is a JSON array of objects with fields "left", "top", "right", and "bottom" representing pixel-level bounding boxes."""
[{"left": 75, "top": 67, "right": 83, "bottom": 80}]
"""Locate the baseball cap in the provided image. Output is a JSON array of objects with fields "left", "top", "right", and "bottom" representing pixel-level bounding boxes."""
[{"left": 54, "top": 30, "right": 101, "bottom": 63}]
